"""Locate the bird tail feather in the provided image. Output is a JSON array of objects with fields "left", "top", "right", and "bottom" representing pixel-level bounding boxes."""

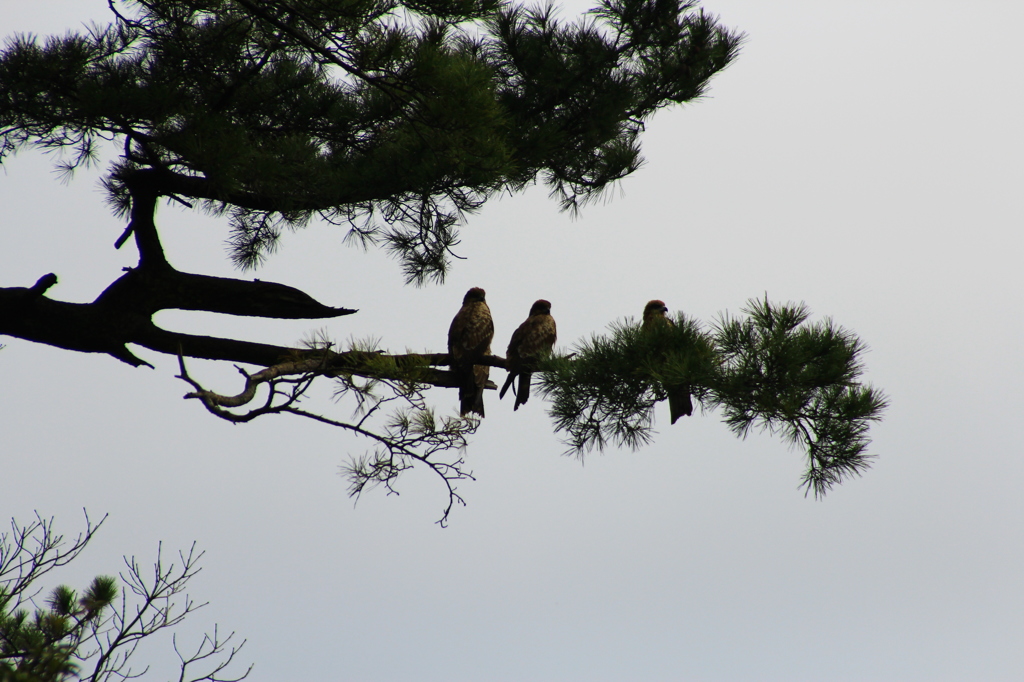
[{"left": 513, "top": 372, "right": 532, "bottom": 411}]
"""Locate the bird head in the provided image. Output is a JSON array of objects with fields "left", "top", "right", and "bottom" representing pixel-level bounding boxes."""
[
  {"left": 529, "top": 299, "right": 552, "bottom": 316},
  {"left": 464, "top": 287, "right": 487, "bottom": 304},
  {"left": 644, "top": 299, "right": 669, "bottom": 318}
]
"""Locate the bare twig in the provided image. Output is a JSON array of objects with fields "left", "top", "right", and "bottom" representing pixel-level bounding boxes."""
[{"left": 175, "top": 343, "right": 481, "bottom": 525}]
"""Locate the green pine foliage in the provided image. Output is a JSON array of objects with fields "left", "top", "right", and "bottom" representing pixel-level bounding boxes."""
[
  {"left": 541, "top": 299, "right": 888, "bottom": 495},
  {"left": 0, "top": 578, "right": 117, "bottom": 682},
  {"left": 0, "top": 0, "right": 742, "bottom": 282}
]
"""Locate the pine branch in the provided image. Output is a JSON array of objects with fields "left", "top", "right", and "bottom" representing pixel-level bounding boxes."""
[
  {"left": 176, "top": 342, "right": 482, "bottom": 526},
  {"left": 540, "top": 299, "right": 888, "bottom": 495}
]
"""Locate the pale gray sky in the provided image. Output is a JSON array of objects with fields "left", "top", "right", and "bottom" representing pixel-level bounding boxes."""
[{"left": 3, "top": 1, "right": 1024, "bottom": 680}]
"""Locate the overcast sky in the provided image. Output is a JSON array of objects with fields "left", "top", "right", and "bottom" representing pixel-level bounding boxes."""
[{"left": 3, "top": 1, "right": 1023, "bottom": 680}]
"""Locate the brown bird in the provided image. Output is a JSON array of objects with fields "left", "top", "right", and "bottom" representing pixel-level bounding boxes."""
[
  {"left": 500, "top": 299, "right": 557, "bottom": 411},
  {"left": 642, "top": 299, "right": 694, "bottom": 423},
  {"left": 448, "top": 287, "right": 495, "bottom": 417}
]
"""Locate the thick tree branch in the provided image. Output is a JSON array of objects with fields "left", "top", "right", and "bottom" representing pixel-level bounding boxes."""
[
  {"left": 131, "top": 166, "right": 378, "bottom": 215},
  {"left": 94, "top": 268, "right": 356, "bottom": 319},
  {"left": 2, "top": 176, "right": 356, "bottom": 367},
  {"left": 1, "top": 273, "right": 503, "bottom": 387},
  {"left": 177, "top": 350, "right": 506, "bottom": 415},
  {"left": 123, "top": 172, "right": 168, "bottom": 270},
  {"left": 1, "top": 273, "right": 354, "bottom": 365}
]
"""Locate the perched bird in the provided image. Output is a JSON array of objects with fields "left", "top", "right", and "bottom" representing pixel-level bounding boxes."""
[
  {"left": 642, "top": 299, "right": 694, "bottom": 423},
  {"left": 500, "top": 299, "right": 557, "bottom": 411},
  {"left": 448, "top": 287, "right": 494, "bottom": 417}
]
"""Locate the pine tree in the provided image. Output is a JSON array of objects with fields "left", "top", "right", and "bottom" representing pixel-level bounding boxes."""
[
  {"left": 0, "top": 1, "right": 884, "bottom": 522},
  {"left": 0, "top": 514, "right": 249, "bottom": 682}
]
